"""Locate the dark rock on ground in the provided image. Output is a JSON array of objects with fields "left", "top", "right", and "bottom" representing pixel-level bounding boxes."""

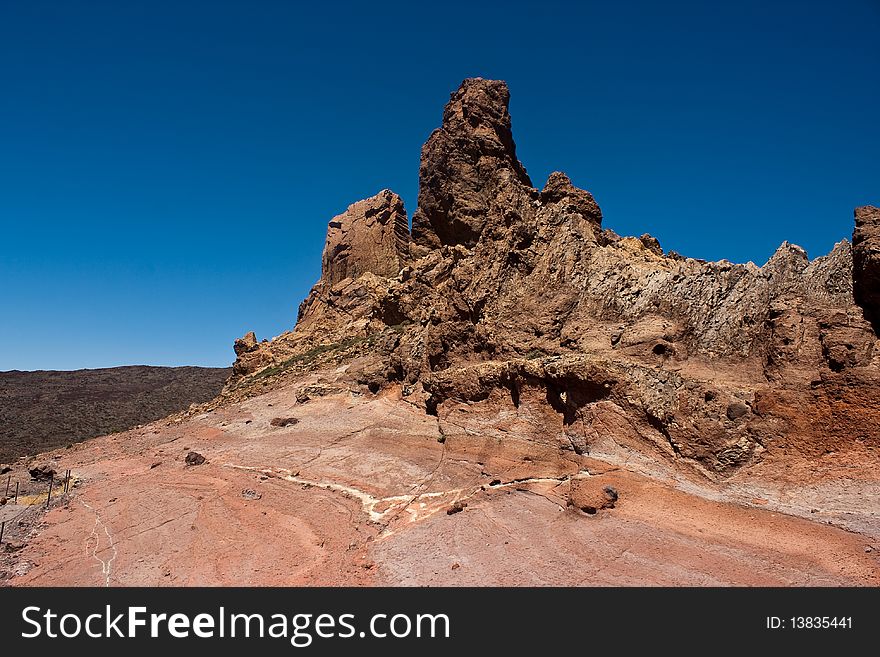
[
  {"left": 270, "top": 417, "right": 299, "bottom": 427},
  {"left": 28, "top": 465, "right": 56, "bottom": 481}
]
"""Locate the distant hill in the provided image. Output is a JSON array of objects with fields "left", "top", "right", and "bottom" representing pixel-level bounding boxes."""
[{"left": 0, "top": 366, "right": 230, "bottom": 462}]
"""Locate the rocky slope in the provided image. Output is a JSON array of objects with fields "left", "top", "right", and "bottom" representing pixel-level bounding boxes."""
[
  {"left": 229, "top": 77, "right": 879, "bottom": 479},
  {"left": 0, "top": 366, "right": 230, "bottom": 462}
]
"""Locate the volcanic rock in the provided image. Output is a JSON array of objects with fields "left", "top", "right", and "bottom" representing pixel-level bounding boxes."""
[
  {"left": 234, "top": 331, "right": 259, "bottom": 356},
  {"left": 322, "top": 190, "right": 410, "bottom": 286},
  {"left": 446, "top": 501, "right": 467, "bottom": 515},
  {"left": 270, "top": 417, "right": 298, "bottom": 427},
  {"left": 229, "top": 77, "right": 880, "bottom": 476},
  {"left": 185, "top": 452, "right": 206, "bottom": 466},
  {"left": 28, "top": 465, "right": 56, "bottom": 481},
  {"left": 853, "top": 205, "right": 880, "bottom": 327},
  {"left": 568, "top": 475, "right": 619, "bottom": 514},
  {"left": 411, "top": 78, "right": 533, "bottom": 251}
]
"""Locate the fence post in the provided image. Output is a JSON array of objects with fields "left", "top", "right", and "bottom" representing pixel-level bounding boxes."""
[
  {"left": 4, "top": 475, "right": 9, "bottom": 497},
  {"left": 46, "top": 474, "right": 54, "bottom": 508},
  {"left": 0, "top": 521, "right": 5, "bottom": 546},
  {"left": 13, "top": 482, "right": 19, "bottom": 504}
]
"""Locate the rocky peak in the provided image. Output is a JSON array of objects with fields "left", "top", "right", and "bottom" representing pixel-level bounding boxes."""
[
  {"left": 410, "top": 78, "right": 533, "bottom": 251},
  {"left": 853, "top": 205, "right": 880, "bottom": 326},
  {"left": 233, "top": 331, "right": 258, "bottom": 356},
  {"left": 540, "top": 171, "right": 603, "bottom": 228},
  {"left": 763, "top": 241, "right": 809, "bottom": 282},
  {"left": 321, "top": 189, "right": 410, "bottom": 287}
]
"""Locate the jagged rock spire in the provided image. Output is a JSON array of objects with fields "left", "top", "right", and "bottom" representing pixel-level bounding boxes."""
[{"left": 411, "top": 78, "right": 533, "bottom": 250}]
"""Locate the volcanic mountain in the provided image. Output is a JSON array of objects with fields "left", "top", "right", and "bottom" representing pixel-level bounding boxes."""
[{"left": 4, "top": 79, "right": 878, "bottom": 586}]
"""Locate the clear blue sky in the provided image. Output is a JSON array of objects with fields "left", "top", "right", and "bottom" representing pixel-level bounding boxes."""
[{"left": 2, "top": 0, "right": 878, "bottom": 371}]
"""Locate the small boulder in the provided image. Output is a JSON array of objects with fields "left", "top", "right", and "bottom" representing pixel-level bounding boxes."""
[
  {"left": 185, "top": 452, "right": 206, "bottom": 466},
  {"left": 726, "top": 401, "right": 750, "bottom": 421},
  {"left": 446, "top": 501, "right": 468, "bottom": 515},
  {"left": 568, "top": 475, "right": 619, "bottom": 514},
  {"left": 29, "top": 465, "right": 56, "bottom": 481},
  {"left": 270, "top": 417, "right": 299, "bottom": 427}
]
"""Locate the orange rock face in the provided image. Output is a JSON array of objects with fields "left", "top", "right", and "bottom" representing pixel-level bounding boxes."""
[{"left": 321, "top": 189, "right": 410, "bottom": 287}]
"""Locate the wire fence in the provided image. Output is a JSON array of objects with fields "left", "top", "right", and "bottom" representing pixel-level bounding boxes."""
[{"left": 1, "top": 469, "right": 72, "bottom": 548}]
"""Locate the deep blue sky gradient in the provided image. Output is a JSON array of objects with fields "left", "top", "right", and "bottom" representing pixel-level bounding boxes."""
[{"left": 2, "top": 0, "right": 878, "bottom": 370}]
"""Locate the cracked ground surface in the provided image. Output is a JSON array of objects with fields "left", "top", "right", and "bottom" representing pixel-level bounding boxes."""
[{"left": 3, "top": 369, "right": 879, "bottom": 586}]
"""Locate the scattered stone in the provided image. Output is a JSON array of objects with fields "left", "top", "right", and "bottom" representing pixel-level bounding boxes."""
[
  {"left": 270, "top": 417, "right": 299, "bottom": 427},
  {"left": 726, "top": 401, "right": 750, "bottom": 421},
  {"left": 866, "top": 546, "right": 874, "bottom": 553},
  {"left": 0, "top": 465, "right": 11, "bottom": 475},
  {"left": 241, "top": 489, "right": 262, "bottom": 501},
  {"left": 29, "top": 465, "right": 56, "bottom": 481},
  {"left": 568, "top": 475, "right": 620, "bottom": 514},
  {"left": 451, "top": 563, "right": 461, "bottom": 570},
  {"left": 446, "top": 501, "right": 467, "bottom": 515},
  {"left": 185, "top": 452, "right": 206, "bottom": 466},
  {"left": 150, "top": 461, "right": 162, "bottom": 469}
]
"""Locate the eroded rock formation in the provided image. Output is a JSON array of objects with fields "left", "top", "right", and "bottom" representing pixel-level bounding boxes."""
[
  {"left": 229, "top": 78, "right": 879, "bottom": 477},
  {"left": 322, "top": 190, "right": 410, "bottom": 286},
  {"left": 854, "top": 204, "right": 880, "bottom": 328}
]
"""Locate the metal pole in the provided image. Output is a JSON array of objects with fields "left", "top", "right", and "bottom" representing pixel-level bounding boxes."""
[
  {"left": 46, "top": 474, "right": 54, "bottom": 508},
  {"left": 4, "top": 475, "right": 9, "bottom": 496},
  {"left": 13, "top": 482, "right": 19, "bottom": 504},
  {"left": 0, "top": 521, "right": 5, "bottom": 546}
]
